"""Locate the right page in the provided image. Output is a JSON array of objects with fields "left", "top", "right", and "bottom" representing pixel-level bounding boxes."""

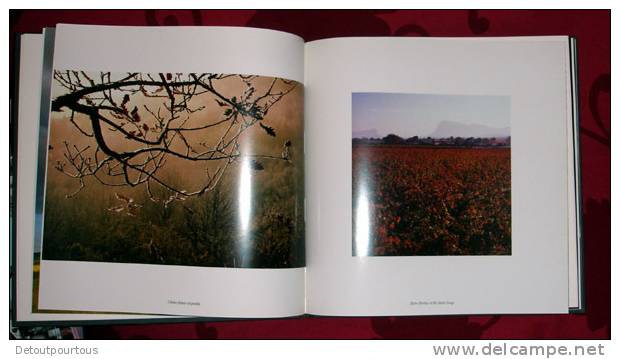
[{"left": 305, "top": 37, "right": 572, "bottom": 315}]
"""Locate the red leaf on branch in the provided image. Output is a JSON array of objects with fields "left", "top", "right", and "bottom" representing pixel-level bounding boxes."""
[{"left": 131, "top": 106, "right": 141, "bottom": 122}]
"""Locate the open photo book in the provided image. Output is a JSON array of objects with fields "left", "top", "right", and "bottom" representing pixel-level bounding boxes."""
[{"left": 11, "top": 24, "right": 583, "bottom": 325}]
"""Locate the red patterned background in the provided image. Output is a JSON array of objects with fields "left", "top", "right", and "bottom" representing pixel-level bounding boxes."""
[{"left": 10, "top": 10, "right": 610, "bottom": 339}]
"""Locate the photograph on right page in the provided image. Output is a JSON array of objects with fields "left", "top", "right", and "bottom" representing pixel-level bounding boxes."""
[{"left": 352, "top": 92, "right": 511, "bottom": 257}]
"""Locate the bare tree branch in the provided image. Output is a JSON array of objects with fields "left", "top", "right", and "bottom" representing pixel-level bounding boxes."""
[{"left": 51, "top": 71, "right": 297, "bottom": 205}]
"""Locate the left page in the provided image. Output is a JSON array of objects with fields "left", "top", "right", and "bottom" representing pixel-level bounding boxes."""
[{"left": 36, "top": 24, "right": 305, "bottom": 317}]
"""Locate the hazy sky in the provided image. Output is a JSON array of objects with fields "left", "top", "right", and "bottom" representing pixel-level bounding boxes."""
[{"left": 352, "top": 92, "right": 510, "bottom": 138}]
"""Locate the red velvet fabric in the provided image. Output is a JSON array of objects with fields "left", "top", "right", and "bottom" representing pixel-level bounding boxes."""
[{"left": 10, "top": 10, "right": 610, "bottom": 339}]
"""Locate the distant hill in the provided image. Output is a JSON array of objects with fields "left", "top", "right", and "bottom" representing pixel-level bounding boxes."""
[
  {"left": 431, "top": 120, "right": 509, "bottom": 138},
  {"left": 352, "top": 128, "right": 380, "bottom": 139}
]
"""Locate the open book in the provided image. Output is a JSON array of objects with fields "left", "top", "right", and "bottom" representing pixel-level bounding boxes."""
[{"left": 12, "top": 24, "right": 583, "bottom": 325}]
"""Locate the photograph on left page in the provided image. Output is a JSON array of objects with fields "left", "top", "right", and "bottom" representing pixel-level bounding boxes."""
[{"left": 40, "top": 71, "right": 304, "bottom": 269}]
